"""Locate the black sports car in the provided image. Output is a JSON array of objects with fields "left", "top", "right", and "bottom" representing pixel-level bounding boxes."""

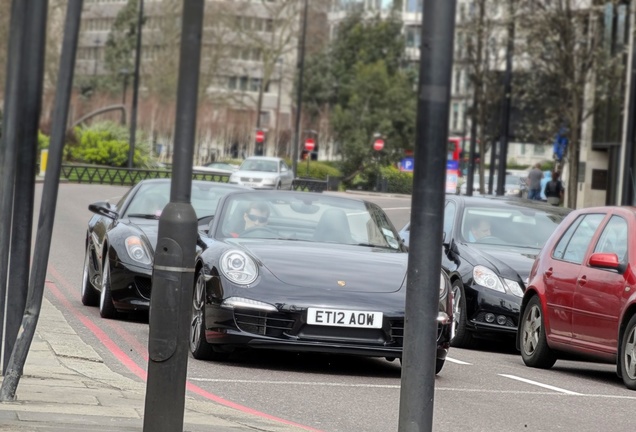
[
  {"left": 399, "top": 195, "right": 570, "bottom": 348},
  {"left": 189, "top": 190, "right": 453, "bottom": 373},
  {"left": 81, "top": 179, "right": 247, "bottom": 318}
]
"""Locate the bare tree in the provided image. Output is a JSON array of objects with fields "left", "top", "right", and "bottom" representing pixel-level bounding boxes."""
[
  {"left": 0, "top": 0, "right": 12, "bottom": 106},
  {"left": 514, "top": 0, "right": 626, "bottom": 208},
  {"left": 461, "top": 0, "right": 507, "bottom": 193}
]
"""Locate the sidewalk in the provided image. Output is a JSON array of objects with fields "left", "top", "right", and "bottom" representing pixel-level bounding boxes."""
[{"left": 0, "top": 299, "right": 310, "bottom": 432}]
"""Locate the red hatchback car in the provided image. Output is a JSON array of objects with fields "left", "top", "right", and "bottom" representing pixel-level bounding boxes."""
[{"left": 517, "top": 206, "right": 636, "bottom": 389}]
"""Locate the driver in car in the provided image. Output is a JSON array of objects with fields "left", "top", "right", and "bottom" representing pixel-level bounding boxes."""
[
  {"left": 468, "top": 218, "right": 492, "bottom": 242},
  {"left": 229, "top": 201, "right": 270, "bottom": 237}
]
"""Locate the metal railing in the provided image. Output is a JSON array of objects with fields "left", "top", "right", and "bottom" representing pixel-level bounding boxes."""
[
  {"left": 60, "top": 164, "right": 230, "bottom": 185},
  {"left": 291, "top": 177, "right": 328, "bottom": 192}
]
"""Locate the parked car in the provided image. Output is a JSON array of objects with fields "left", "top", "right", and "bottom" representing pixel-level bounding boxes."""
[
  {"left": 193, "top": 161, "right": 239, "bottom": 174},
  {"left": 228, "top": 156, "right": 294, "bottom": 189},
  {"left": 460, "top": 173, "right": 527, "bottom": 197},
  {"left": 399, "top": 195, "right": 571, "bottom": 348},
  {"left": 517, "top": 206, "right": 636, "bottom": 390},
  {"left": 190, "top": 190, "right": 453, "bottom": 373},
  {"left": 81, "top": 179, "right": 247, "bottom": 318}
]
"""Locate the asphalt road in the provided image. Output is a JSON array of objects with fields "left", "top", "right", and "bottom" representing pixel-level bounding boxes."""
[{"left": 36, "top": 184, "right": 636, "bottom": 432}]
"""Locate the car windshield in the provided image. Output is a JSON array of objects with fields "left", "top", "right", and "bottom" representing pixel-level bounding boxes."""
[
  {"left": 215, "top": 192, "right": 402, "bottom": 249},
  {"left": 461, "top": 205, "right": 567, "bottom": 248},
  {"left": 123, "top": 181, "right": 239, "bottom": 219},
  {"left": 240, "top": 159, "right": 278, "bottom": 173}
]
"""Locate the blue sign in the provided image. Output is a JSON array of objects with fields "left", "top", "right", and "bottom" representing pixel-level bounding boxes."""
[
  {"left": 446, "top": 160, "right": 459, "bottom": 170},
  {"left": 400, "top": 157, "right": 414, "bottom": 172}
]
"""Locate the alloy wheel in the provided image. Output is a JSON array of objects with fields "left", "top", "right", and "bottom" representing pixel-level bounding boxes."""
[
  {"left": 624, "top": 326, "right": 636, "bottom": 380},
  {"left": 522, "top": 304, "right": 542, "bottom": 356}
]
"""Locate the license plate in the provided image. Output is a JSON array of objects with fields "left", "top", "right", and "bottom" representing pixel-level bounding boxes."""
[
  {"left": 307, "top": 308, "right": 383, "bottom": 329},
  {"left": 244, "top": 183, "right": 260, "bottom": 188}
]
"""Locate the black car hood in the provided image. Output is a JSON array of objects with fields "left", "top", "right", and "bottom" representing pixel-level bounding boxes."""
[
  {"left": 464, "top": 244, "right": 539, "bottom": 283},
  {"left": 235, "top": 240, "right": 407, "bottom": 293}
]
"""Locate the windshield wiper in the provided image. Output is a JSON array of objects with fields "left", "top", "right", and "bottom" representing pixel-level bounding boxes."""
[
  {"left": 355, "top": 242, "right": 392, "bottom": 249},
  {"left": 127, "top": 214, "right": 160, "bottom": 220}
]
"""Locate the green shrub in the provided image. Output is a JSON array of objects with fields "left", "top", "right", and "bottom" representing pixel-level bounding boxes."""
[
  {"left": 38, "top": 131, "right": 50, "bottom": 150},
  {"left": 69, "top": 121, "right": 151, "bottom": 168},
  {"left": 295, "top": 160, "right": 341, "bottom": 180},
  {"left": 380, "top": 165, "right": 413, "bottom": 194}
]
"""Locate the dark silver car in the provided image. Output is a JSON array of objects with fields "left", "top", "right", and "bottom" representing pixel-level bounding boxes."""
[{"left": 229, "top": 156, "right": 294, "bottom": 190}]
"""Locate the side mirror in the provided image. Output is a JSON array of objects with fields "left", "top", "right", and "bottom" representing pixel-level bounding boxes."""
[
  {"left": 88, "top": 201, "right": 118, "bottom": 220},
  {"left": 444, "top": 237, "right": 460, "bottom": 265},
  {"left": 588, "top": 252, "right": 621, "bottom": 271}
]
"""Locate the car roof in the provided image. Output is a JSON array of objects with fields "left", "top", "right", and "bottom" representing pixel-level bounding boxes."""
[
  {"left": 242, "top": 156, "right": 284, "bottom": 162},
  {"left": 447, "top": 194, "right": 572, "bottom": 213}
]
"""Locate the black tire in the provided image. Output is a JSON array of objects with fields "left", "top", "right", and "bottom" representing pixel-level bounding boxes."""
[
  {"left": 190, "top": 268, "right": 229, "bottom": 361},
  {"left": 99, "top": 258, "right": 118, "bottom": 319},
  {"left": 450, "top": 280, "right": 477, "bottom": 349},
  {"left": 519, "top": 296, "right": 556, "bottom": 369},
  {"left": 435, "top": 358, "right": 445, "bottom": 375},
  {"left": 81, "top": 244, "right": 99, "bottom": 306},
  {"left": 275, "top": 182, "right": 282, "bottom": 190},
  {"left": 620, "top": 314, "right": 636, "bottom": 390}
]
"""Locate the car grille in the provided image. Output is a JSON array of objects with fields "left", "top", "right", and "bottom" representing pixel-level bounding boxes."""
[
  {"left": 234, "top": 311, "right": 406, "bottom": 347},
  {"left": 240, "top": 177, "right": 262, "bottom": 182},
  {"left": 134, "top": 276, "right": 152, "bottom": 300},
  {"left": 389, "top": 319, "right": 445, "bottom": 346},
  {"left": 234, "top": 310, "right": 295, "bottom": 337},
  {"left": 389, "top": 319, "right": 404, "bottom": 347}
]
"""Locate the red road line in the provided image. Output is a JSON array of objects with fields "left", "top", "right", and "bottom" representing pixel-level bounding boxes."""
[{"left": 47, "top": 265, "right": 323, "bottom": 432}]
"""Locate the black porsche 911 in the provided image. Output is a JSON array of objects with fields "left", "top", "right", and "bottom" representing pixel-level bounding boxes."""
[
  {"left": 81, "top": 179, "right": 247, "bottom": 318},
  {"left": 189, "top": 190, "right": 453, "bottom": 373},
  {"left": 399, "top": 195, "right": 571, "bottom": 348}
]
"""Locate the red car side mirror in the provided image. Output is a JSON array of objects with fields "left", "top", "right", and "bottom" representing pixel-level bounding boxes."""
[{"left": 588, "top": 252, "right": 620, "bottom": 270}]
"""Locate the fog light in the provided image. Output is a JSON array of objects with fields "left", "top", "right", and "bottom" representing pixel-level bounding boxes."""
[
  {"left": 496, "top": 315, "right": 507, "bottom": 325},
  {"left": 485, "top": 313, "right": 495, "bottom": 323}
]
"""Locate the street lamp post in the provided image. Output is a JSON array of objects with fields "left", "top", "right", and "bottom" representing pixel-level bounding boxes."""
[
  {"left": 119, "top": 68, "right": 130, "bottom": 125},
  {"left": 291, "top": 0, "right": 309, "bottom": 177},
  {"left": 128, "top": 0, "right": 144, "bottom": 169}
]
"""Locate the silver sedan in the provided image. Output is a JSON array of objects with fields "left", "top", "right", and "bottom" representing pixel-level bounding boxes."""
[{"left": 229, "top": 156, "right": 294, "bottom": 190}]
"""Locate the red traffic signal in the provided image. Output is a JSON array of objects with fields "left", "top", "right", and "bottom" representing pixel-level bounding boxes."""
[
  {"left": 373, "top": 138, "right": 384, "bottom": 151},
  {"left": 304, "top": 137, "right": 315, "bottom": 152},
  {"left": 255, "top": 130, "right": 265, "bottom": 143}
]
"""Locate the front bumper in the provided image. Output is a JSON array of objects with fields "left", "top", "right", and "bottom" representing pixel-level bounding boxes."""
[
  {"left": 205, "top": 306, "right": 450, "bottom": 360},
  {"left": 464, "top": 283, "right": 521, "bottom": 336},
  {"left": 109, "top": 258, "right": 152, "bottom": 311}
]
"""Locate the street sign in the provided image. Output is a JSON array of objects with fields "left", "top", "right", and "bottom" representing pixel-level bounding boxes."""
[
  {"left": 255, "top": 130, "right": 265, "bottom": 143},
  {"left": 400, "top": 157, "right": 414, "bottom": 172},
  {"left": 373, "top": 138, "right": 384, "bottom": 151},
  {"left": 304, "top": 137, "right": 315, "bottom": 152}
]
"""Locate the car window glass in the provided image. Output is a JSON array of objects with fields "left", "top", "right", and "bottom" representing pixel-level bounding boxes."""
[
  {"left": 560, "top": 213, "right": 605, "bottom": 264},
  {"left": 444, "top": 201, "right": 456, "bottom": 237},
  {"left": 593, "top": 215, "right": 628, "bottom": 263},
  {"left": 460, "top": 206, "right": 566, "bottom": 247},
  {"left": 553, "top": 215, "right": 582, "bottom": 260}
]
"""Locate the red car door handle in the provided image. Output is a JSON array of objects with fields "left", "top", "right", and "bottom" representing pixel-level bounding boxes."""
[
  {"left": 578, "top": 276, "right": 587, "bottom": 286},
  {"left": 545, "top": 268, "right": 553, "bottom": 277}
]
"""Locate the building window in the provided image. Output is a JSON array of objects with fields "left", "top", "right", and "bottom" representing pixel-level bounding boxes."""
[
  {"left": 406, "top": 0, "right": 423, "bottom": 13},
  {"left": 405, "top": 26, "right": 421, "bottom": 48},
  {"left": 452, "top": 103, "right": 459, "bottom": 131}
]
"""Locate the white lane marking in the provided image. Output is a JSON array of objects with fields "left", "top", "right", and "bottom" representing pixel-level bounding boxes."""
[
  {"left": 189, "top": 378, "right": 636, "bottom": 400},
  {"left": 189, "top": 378, "right": 400, "bottom": 389},
  {"left": 499, "top": 374, "right": 581, "bottom": 395},
  {"left": 446, "top": 357, "right": 472, "bottom": 365}
]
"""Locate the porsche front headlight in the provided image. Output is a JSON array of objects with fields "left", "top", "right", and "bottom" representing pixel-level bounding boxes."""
[
  {"left": 125, "top": 236, "right": 152, "bottom": 265},
  {"left": 220, "top": 250, "right": 258, "bottom": 285}
]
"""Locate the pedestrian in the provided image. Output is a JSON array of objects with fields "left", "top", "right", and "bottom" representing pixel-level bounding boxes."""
[
  {"left": 544, "top": 171, "right": 565, "bottom": 206},
  {"left": 526, "top": 163, "right": 544, "bottom": 200}
]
